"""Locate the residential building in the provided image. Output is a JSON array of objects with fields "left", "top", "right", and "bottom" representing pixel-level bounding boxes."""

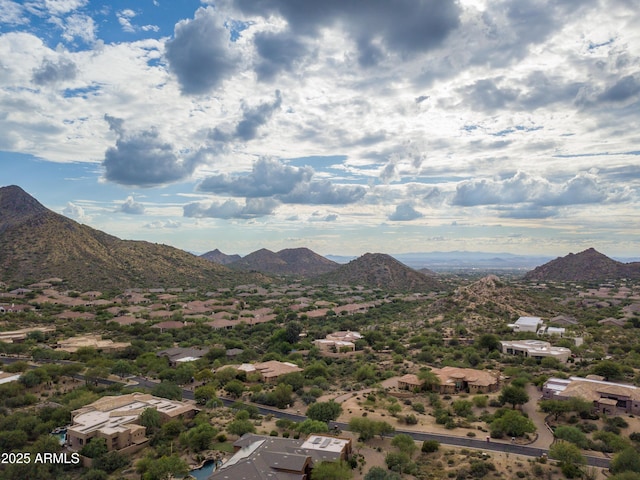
[
  {"left": 543, "top": 376, "right": 640, "bottom": 415},
  {"left": 500, "top": 339, "right": 572, "bottom": 363},
  {"left": 224, "top": 361, "right": 303, "bottom": 383},
  {"left": 508, "top": 316, "right": 544, "bottom": 333},
  {"left": 431, "top": 367, "right": 500, "bottom": 394},
  {"left": 66, "top": 393, "right": 198, "bottom": 453},
  {"left": 157, "top": 347, "right": 210, "bottom": 367},
  {"left": 211, "top": 433, "right": 352, "bottom": 480},
  {"left": 397, "top": 374, "right": 423, "bottom": 391}
]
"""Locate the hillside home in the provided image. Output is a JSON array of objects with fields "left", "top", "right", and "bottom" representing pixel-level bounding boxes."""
[
  {"left": 543, "top": 376, "right": 640, "bottom": 415},
  {"left": 500, "top": 339, "right": 571, "bottom": 363},
  {"left": 211, "top": 433, "right": 351, "bottom": 479},
  {"left": 66, "top": 393, "right": 198, "bottom": 452},
  {"left": 508, "top": 316, "right": 544, "bottom": 333}
]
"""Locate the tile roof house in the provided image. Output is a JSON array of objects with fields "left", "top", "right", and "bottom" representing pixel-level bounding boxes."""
[
  {"left": 431, "top": 367, "right": 500, "bottom": 394},
  {"left": 543, "top": 376, "right": 640, "bottom": 415}
]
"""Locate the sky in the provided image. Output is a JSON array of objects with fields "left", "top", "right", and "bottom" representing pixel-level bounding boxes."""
[{"left": 0, "top": 0, "right": 639, "bottom": 258}]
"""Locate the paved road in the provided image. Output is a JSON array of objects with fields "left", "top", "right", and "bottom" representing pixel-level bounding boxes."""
[{"left": 1, "top": 358, "right": 610, "bottom": 469}]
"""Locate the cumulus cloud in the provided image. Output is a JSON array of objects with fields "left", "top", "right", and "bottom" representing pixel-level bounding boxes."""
[
  {"left": 253, "top": 31, "right": 310, "bottom": 82},
  {"left": 63, "top": 201, "right": 91, "bottom": 222},
  {"left": 183, "top": 197, "right": 278, "bottom": 219},
  {"left": 198, "top": 157, "right": 366, "bottom": 206},
  {"left": 389, "top": 203, "right": 423, "bottom": 221},
  {"left": 598, "top": 74, "right": 640, "bottom": 103},
  {"left": 165, "top": 6, "right": 240, "bottom": 95},
  {"left": 210, "top": 90, "right": 282, "bottom": 142},
  {"left": 452, "top": 171, "right": 629, "bottom": 208},
  {"left": 199, "top": 157, "right": 312, "bottom": 197},
  {"left": 118, "top": 196, "right": 145, "bottom": 214},
  {"left": 102, "top": 115, "right": 198, "bottom": 187},
  {"left": 144, "top": 220, "right": 182, "bottom": 229},
  {"left": 233, "top": 0, "right": 461, "bottom": 67},
  {"left": 32, "top": 57, "right": 77, "bottom": 85}
]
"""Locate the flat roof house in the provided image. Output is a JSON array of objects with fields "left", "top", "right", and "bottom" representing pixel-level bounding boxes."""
[
  {"left": 500, "top": 339, "right": 572, "bottom": 363},
  {"left": 508, "top": 316, "right": 544, "bottom": 333},
  {"left": 66, "top": 393, "right": 198, "bottom": 453}
]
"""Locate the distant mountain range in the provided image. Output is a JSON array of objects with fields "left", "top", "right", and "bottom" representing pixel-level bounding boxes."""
[
  {"left": 200, "top": 248, "right": 241, "bottom": 265},
  {"left": 523, "top": 247, "right": 640, "bottom": 282},
  {"left": 0, "top": 185, "right": 266, "bottom": 290},
  {"left": 3, "top": 185, "right": 638, "bottom": 291},
  {"left": 222, "top": 247, "right": 340, "bottom": 277}
]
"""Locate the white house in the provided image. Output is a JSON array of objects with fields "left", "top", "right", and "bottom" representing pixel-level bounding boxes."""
[{"left": 508, "top": 316, "right": 543, "bottom": 333}]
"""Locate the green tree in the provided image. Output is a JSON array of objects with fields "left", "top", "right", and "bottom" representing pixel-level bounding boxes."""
[
  {"left": 140, "top": 408, "right": 162, "bottom": 435},
  {"left": 591, "top": 360, "right": 624, "bottom": 381},
  {"left": 364, "top": 466, "right": 402, "bottom": 480},
  {"left": 549, "top": 441, "right": 586, "bottom": 478},
  {"left": 224, "top": 379, "right": 245, "bottom": 398},
  {"left": 80, "top": 438, "right": 108, "bottom": 458},
  {"left": 180, "top": 423, "right": 217, "bottom": 452},
  {"left": 138, "top": 455, "right": 188, "bottom": 480},
  {"left": 418, "top": 369, "right": 441, "bottom": 392},
  {"left": 285, "top": 321, "right": 303, "bottom": 344},
  {"left": 151, "top": 382, "right": 182, "bottom": 400},
  {"left": 554, "top": 426, "right": 589, "bottom": 449},
  {"left": 227, "top": 419, "right": 256, "bottom": 436},
  {"left": 611, "top": 447, "right": 640, "bottom": 475},
  {"left": 307, "top": 401, "right": 342, "bottom": 423},
  {"left": 312, "top": 461, "right": 352, "bottom": 480},
  {"left": 490, "top": 410, "right": 536, "bottom": 438},
  {"left": 194, "top": 384, "right": 218, "bottom": 405},
  {"left": 498, "top": 385, "right": 529, "bottom": 409},
  {"left": 391, "top": 433, "right": 417, "bottom": 457},
  {"left": 422, "top": 440, "right": 440, "bottom": 453},
  {"left": 111, "top": 360, "right": 135, "bottom": 378},
  {"left": 296, "top": 419, "right": 329, "bottom": 434}
]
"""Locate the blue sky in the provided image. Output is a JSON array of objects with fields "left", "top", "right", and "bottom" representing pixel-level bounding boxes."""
[{"left": 1, "top": 0, "right": 639, "bottom": 257}]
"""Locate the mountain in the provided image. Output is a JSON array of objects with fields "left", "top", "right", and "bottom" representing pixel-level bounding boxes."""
[
  {"left": 229, "top": 247, "right": 339, "bottom": 277},
  {"left": 313, "top": 253, "right": 443, "bottom": 291},
  {"left": 0, "top": 185, "right": 267, "bottom": 290},
  {"left": 428, "top": 274, "right": 562, "bottom": 328},
  {"left": 523, "top": 248, "right": 640, "bottom": 282},
  {"left": 200, "top": 248, "right": 241, "bottom": 265}
]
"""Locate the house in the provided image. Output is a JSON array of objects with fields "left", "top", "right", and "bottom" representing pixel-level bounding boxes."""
[
  {"left": 542, "top": 376, "right": 640, "bottom": 416},
  {"left": 150, "top": 320, "right": 188, "bottom": 333},
  {"left": 211, "top": 433, "right": 352, "bottom": 479},
  {"left": 537, "top": 326, "right": 566, "bottom": 337},
  {"left": 508, "top": 316, "right": 544, "bottom": 333},
  {"left": 226, "top": 361, "right": 303, "bottom": 383},
  {"left": 431, "top": 367, "right": 500, "bottom": 394},
  {"left": 500, "top": 339, "right": 572, "bottom": 363},
  {"left": 157, "top": 347, "right": 210, "bottom": 367},
  {"left": 66, "top": 393, "right": 198, "bottom": 453},
  {"left": 397, "top": 374, "right": 423, "bottom": 391}
]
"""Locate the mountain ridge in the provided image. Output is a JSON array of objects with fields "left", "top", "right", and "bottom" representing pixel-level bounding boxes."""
[{"left": 0, "top": 185, "right": 268, "bottom": 290}]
